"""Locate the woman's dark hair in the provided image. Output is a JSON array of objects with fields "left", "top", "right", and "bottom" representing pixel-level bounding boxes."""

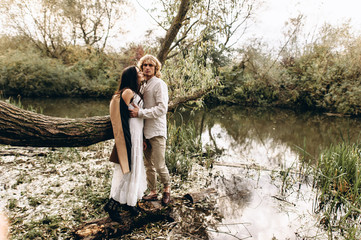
[{"left": 116, "top": 66, "right": 140, "bottom": 94}]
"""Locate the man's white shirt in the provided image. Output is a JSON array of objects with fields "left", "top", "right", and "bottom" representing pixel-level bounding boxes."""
[{"left": 138, "top": 76, "right": 168, "bottom": 139}]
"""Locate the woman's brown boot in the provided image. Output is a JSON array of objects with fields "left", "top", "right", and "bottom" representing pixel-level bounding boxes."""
[{"left": 104, "top": 198, "right": 122, "bottom": 223}]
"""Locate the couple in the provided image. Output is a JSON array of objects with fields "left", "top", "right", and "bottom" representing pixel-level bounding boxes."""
[{"left": 104, "top": 54, "right": 171, "bottom": 222}]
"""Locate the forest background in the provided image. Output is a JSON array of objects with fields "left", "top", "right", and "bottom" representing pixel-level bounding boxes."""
[{"left": 0, "top": 0, "right": 361, "bottom": 116}]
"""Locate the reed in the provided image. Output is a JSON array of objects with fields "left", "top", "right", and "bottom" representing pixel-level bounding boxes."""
[
  {"left": 314, "top": 141, "right": 361, "bottom": 238},
  {"left": 166, "top": 120, "right": 214, "bottom": 180}
]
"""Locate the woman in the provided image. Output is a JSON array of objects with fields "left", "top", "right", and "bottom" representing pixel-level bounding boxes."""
[{"left": 104, "top": 66, "right": 147, "bottom": 222}]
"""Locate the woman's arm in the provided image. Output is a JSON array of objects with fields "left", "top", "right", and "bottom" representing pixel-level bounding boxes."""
[{"left": 121, "top": 89, "right": 135, "bottom": 106}]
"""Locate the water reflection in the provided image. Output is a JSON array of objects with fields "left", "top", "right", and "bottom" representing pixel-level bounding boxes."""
[
  {"left": 16, "top": 97, "right": 110, "bottom": 118},
  {"left": 179, "top": 105, "right": 361, "bottom": 164},
  {"left": 208, "top": 166, "right": 321, "bottom": 239},
  {"left": 172, "top": 105, "right": 361, "bottom": 239}
]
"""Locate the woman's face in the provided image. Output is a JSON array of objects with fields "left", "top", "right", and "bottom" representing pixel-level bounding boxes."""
[{"left": 136, "top": 68, "right": 144, "bottom": 83}]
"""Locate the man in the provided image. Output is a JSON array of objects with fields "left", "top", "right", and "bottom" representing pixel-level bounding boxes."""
[{"left": 129, "top": 54, "right": 171, "bottom": 205}]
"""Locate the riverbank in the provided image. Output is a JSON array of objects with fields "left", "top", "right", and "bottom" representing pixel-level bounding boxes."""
[
  {"left": 2, "top": 139, "right": 360, "bottom": 238},
  {"left": 3, "top": 22, "right": 361, "bottom": 117},
  {"left": 0, "top": 142, "right": 321, "bottom": 239},
  {"left": 0, "top": 141, "right": 218, "bottom": 239}
]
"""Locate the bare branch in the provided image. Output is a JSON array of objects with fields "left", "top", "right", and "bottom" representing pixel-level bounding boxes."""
[{"left": 135, "top": 0, "right": 167, "bottom": 31}]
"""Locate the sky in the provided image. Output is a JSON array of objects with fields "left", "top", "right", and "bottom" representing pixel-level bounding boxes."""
[
  {"left": 1, "top": 0, "right": 360, "bottom": 50},
  {"left": 120, "top": 0, "right": 361, "bottom": 50},
  {"left": 253, "top": 0, "right": 361, "bottom": 47}
]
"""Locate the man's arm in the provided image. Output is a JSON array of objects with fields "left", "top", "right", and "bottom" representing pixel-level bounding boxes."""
[{"left": 130, "top": 81, "right": 168, "bottom": 119}]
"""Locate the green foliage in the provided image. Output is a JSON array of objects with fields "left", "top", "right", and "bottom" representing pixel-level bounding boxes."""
[
  {"left": 209, "top": 46, "right": 283, "bottom": 106},
  {"left": 0, "top": 48, "right": 82, "bottom": 97},
  {"left": 211, "top": 24, "right": 361, "bottom": 116},
  {"left": 163, "top": 49, "right": 217, "bottom": 102},
  {"left": 284, "top": 25, "right": 361, "bottom": 114},
  {"left": 166, "top": 117, "right": 216, "bottom": 180},
  {"left": 1, "top": 0, "right": 128, "bottom": 58},
  {"left": 20, "top": 215, "right": 65, "bottom": 239},
  {"left": 166, "top": 120, "right": 203, "bottom": 179},
  {"left": 0, "top": 36, "right": 122, "bottom": 98},
  {"left": 155, "top": 0, "right": 258, "bottom": 67},
  {"left": 314, "top": 141, "right": 361, "bottom": 238}
]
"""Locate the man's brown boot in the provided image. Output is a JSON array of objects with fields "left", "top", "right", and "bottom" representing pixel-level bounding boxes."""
[{"left": 162, "top": 192, "right": 170, "bottom": 205}]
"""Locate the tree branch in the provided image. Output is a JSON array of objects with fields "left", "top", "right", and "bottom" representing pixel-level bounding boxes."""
[
  {"left": 168, "top": 80, "right": 217, "bottom": 111},
  {"left": 157, "top": 0, "right": 191, "bottom": 65}
]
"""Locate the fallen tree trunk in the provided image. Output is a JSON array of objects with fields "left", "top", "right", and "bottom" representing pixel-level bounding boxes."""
[
  {"left": 0, "top": 87, "right": 214, "bottom": 147},
  {"left": 0, "top": 101, "right": 113, "bottom": 147},
  {"left": 74, "top": 189, "right": 216, "bottom": 239},
  {"left": 74, "top": 200, "right": 172, "bottom": 239}
]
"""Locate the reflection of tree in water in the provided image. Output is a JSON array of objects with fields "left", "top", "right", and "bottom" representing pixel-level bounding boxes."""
[
  {"left": 177, "top": 105, "right": 361, "bottom": 164},
  {"left": 212, "top": 172, "right": 252, "bottom": 219},
  {"left": 20, "top": 98, "right": 110, "bottom": 118}
]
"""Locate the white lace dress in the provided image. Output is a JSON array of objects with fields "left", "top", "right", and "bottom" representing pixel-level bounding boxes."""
[{"left": 110, "top": 94, "right": 147, "bottom": 206}]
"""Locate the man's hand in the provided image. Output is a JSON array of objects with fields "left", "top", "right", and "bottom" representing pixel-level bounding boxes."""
[
  {"left": 129, "top": 103, "right": 139, "bottom": 118},
  {"left": 143, "top": 141, "right": 147, "bottom": 151}
]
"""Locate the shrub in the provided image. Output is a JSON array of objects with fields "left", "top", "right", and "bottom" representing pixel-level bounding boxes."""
[
  {"left": 0, "top": 49, "right": 82, "bottom": 97},
  {"left": 210, "top": 23, "right": 361, "bottom": 116}
]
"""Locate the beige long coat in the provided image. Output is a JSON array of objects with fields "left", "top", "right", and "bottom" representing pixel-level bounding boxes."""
[{"left": 109, "top": 94, "right": 130, "bottom": 174}]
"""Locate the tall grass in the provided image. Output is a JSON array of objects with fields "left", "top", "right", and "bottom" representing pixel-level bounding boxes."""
[
  {"left": 1, "top": 96, "right": 43, "bottom": 113},
  {"left": 314, "top": 141, "right": 361, "bottom": 238},
  {"left": 166, "top": 120, "right": 215, "bottom": 180}
]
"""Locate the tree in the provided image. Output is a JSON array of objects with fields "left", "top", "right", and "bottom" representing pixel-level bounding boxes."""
[
  {"left": 154, "top": 0, "right": 258, "bottom": 110},
  {"left": 0, "top": 0, "right": 128, "bottom": 58},
  {"left": 60, "top": 0, "right": 127, "bottom": 51},
  {"left": 0, "top": 100, "right": 113, "bottom": 147},
  {"left": 152, "top": 0, "right": 259, "bottom": 67},
  {"left": 156, "top": 0, "right": 191, "bottom": 65}
]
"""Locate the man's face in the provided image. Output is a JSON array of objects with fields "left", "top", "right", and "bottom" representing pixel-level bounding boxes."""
[{"left": 142, "top": 61, "right": 156, "bottom": 79}]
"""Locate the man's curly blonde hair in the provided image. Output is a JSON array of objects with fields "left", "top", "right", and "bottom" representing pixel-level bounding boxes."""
[{"left": 137, "top": 54, "right": 162, "bottom": 78}]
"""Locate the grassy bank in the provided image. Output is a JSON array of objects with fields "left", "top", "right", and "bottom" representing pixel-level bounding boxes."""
[
  {"left": 0, "top": 46, "right": 119, "bottom": 98},
  {"left": 0, "top": 146, "right": 212, "bottom": 239}
]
